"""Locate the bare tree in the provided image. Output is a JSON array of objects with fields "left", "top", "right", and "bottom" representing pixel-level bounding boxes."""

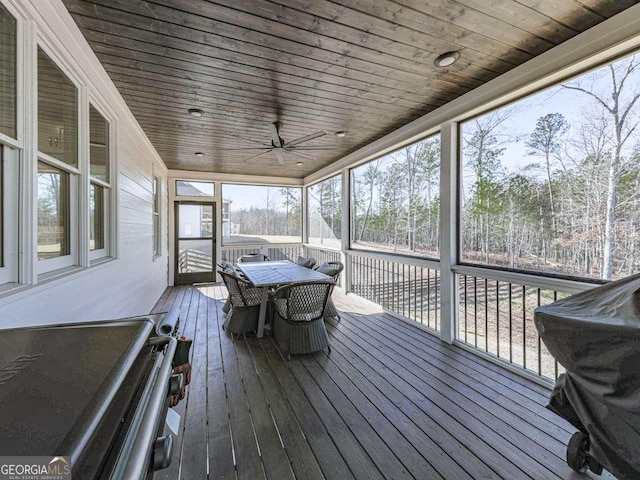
[{"left": 562, "top": 55, "right": 640, "bottom": 279}]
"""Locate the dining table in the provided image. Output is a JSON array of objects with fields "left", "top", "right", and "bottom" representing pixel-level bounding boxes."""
[{"left": 235, "top": 260, "right": 333, "bottom": 338}]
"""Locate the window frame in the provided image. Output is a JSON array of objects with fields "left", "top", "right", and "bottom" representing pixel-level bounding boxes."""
[
  {"left": 453, "top": 57, "right": 640, "bottom": 284},
  {"left": 175, "top": 179, "right": 215, "bottom": 198},
  {"left": 0, "top": 1, "right": 18, "bottom": 145},
  {"left": 35, "top": 42, "right": 82, "bottom": 276},
  {"left": 306, "top": 173, "right": 342, "bottom": 249},
  {"left": 348, "top": 132, "right": 442, "bottom": 261},
  {"left": 0, "top": 144, "right": 18, "bottom": 286},
  {"left": 220, "top": 182, "right": 303, "bottom": 246},
  {"left": 152, "top": 173, "right": 162, "bottom": 259},
  {"left": 87, "top": 101, "right": 112, "bottom": 262}
]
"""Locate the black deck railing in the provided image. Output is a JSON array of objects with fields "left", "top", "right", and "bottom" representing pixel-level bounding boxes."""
[
  {"left": 347, "top": 252, "right": 441, "bottom": 332},
  {"left": 456, "top": 272, "right": 577, "bottom": 381}
]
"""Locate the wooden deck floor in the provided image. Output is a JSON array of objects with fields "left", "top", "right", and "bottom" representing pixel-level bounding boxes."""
[{"left": 152, "top": 284, "right": 611, "bottom": 480}]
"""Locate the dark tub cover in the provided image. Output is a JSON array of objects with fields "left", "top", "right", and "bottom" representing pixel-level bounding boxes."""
[{"left": 534, "top": 273, "right": 640, "bottom": 480}]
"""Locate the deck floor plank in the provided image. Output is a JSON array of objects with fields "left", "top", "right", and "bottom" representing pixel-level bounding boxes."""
[
  {"left": 354, "top": 310, "right": 573, "bottom": 440},
  {"left": 340, "top": 311, "right": 570, "bottom": 454},
  {"left": 218, "top": 302, "right": 266, "bottom": 479},
  {"left": 207, "top": 285, "right": 237, "bottom": 479},
  {"left": 151, "top": 285, "right": 611, "bottom": 480},
  {"left": 331, "top": 310, "right": 569, "bottom": 480},
  {"left": 233, "top": 337, "right": 295, "bottom": 479},
  {"left": 178, "top": 287, "right": 210, "bottom": 479},
  {"left": 154, "top": 286, "right": 193, "bottom": 480},
  {"left": 245, "top": 336, "right": 347, "bottom": 480}
]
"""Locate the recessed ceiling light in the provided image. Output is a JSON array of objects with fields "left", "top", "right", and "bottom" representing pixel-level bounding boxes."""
[
  {"left": 296, "top": 161, "right": 303, "bottom": 165},
  {"left": 335, "top": 131, "right": 348, "bottom": 138},
  {"left": 195, "top": 152, "right": 204, "bottom": 157},
  {"left": 434, "top": 51, "right": 460, "bottom": 68},
  {"left": 188, "top": 108, "right": 204, "bottom": 117}
]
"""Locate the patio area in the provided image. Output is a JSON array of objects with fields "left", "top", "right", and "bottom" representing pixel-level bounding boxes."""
[{"left": 152, "top": 285, "right": 611, "bottom": 480}]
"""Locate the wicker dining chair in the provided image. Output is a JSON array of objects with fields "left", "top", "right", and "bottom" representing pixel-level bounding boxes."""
[
  {"left": 271, "top": 280, "right": 335, "bottom": 359},
  {"left": 315, "top": 261, "right": 344, "bottom": 320},
  {"left": 295, "top": 256, "right": 317, "bottom": 269},
  {"left": 238, "top": 253, "right": 270, "bottom": 263},
  {"left": 217, "top": 261, "right": 236, "bottom": 314},
  {"left": 219, "top": 270, "right": 263, "bottom": 337}
]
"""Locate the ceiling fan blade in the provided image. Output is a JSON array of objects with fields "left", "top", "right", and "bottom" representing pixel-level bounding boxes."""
[
  {"left": 268, "top": 122, "right": 283, "bottom": 147},
  {"left": 243, "top": 150, "right": 272, "bottom": 162},
  {"left": 219, "top": 146, "right": 273, "bottom": 150},
  {"left": 229, "top": 133, "right": 273, "bottom": 147},
  {"left": 285, "top": 131, "right": 326, "bottom": 147},
  {"left": 275, "top": 149, "right": 285, "bottom": 165},
  {"left": 288, "top": 150, "right": 317, "bottom": 161},
  {"left": 286, "top": 145, "right": 336, "bottom": 151}
]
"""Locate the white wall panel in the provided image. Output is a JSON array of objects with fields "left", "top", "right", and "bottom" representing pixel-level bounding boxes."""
[{"left": 0, "top": 0, "right": 169, "bottom": 327}]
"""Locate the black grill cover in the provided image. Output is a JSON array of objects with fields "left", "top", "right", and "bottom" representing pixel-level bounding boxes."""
[{"left": 534, "top": 273, "right": 640, "bottom": 480}]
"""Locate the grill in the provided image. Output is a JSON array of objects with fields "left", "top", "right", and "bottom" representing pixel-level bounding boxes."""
[{"left": 0, "top": 307, "right": 184, "bottom": 479}]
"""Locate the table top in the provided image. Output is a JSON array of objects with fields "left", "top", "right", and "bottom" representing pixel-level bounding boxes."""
[{"left": 236, "top": 260, "right": 332, "bottom": 287}]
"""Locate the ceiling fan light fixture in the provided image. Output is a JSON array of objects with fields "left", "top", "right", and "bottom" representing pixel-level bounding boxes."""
[
  {"left": 434, "top": 51, "right": 460, "bottom": 68},
  {"left": 335, "top": 131, "right": 348, "bottom": 138},
  {"left": 194, "top": 152, "right": 204, "bottom": 157},
  {"left": 188, "top": 108, "right": 204, "bottom": 117}
]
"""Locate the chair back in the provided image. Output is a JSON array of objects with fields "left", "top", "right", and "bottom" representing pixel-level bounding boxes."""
[
  {"left": 272, "top": 280, "right": 334, "bottom": 322},
  {"left": 316, "top": 261, "right": 344, "bottom": 282},
  {"left": 295, "top": 256, "right": 317, "bottom": 269},
  {"left": 217, "top": 260, "right": 235, "bottom": 272},
  {"left": 219, "top": 270, "right": 261, "bottom": 306},
  {"left": 238, "top": 253, "right": 269, "bottom": 263}
]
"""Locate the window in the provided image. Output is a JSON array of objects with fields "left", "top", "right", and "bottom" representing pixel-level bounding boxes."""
[
  {"left": 350, "top": 134, "right": 441, "bottom": 257},
  {"left": 37, "top": 161, "right": 70, "bottom": 260},
  {"left": 460, "top": 52, "right": 640, "bottom": 281},
  {"left": 89, "top": 105, "right": 110, "bottom": 259},
  {"left": 0, "top": 6, "right": 17, "bottom": 285},
  {"left": 152, "top": 174, "right": 161, "bottom": 258},
  {"left": 37, "top": 48, "right": 78, "bottom": 273},
  {"left": 176, "top": 180, "right": 214, "bottom": 197},
  {"left": 221, "top": 184, "right": 301, "bottom": 245},
  {"left": 307, "top": 175, "right": 341, "bottom": 248},
  {"left": 0, "top": 3, "right": 16, "bottom": 140},
  {"left": 37, "top": 49, "right": 77, "bottom": 167}
]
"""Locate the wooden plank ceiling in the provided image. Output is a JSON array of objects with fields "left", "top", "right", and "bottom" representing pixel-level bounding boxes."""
[{"left": 62, "top": 0, "right": 637, "bottom": 178}]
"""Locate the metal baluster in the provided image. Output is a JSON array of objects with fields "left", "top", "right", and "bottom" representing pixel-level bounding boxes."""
[
  {"left": 484, "top": 277, "right": 489, "bottom": 352},
  {"left": 537, "top": 288, "right": 542, "bottom": 375},
  {"left": 427, "top": 268, "right": 431, "bottom": 328},
  {"left": 496, "top": 280, "right": 500, "bottom": 358},
  {"left": 522, "top": 285, "right": 527, "bottom": 370},
  {"left": 554, "top": 291, "right": 559, "bottom": 380},
  {"left": 464, "top": 275, "right": 468, "bottom": 343},
  {"left": 474, "top": 276, "right": 478, "bottom": 348},
  {"left": 435, "top": 270, "right": 439, "bottom": 331},
  {"left": 509, "top": 283, "right": 513, "bottom": 363}
]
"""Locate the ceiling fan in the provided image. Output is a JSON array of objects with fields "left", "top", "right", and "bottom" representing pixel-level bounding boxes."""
[{"left": 222, "top": 122, "right": 337, "bottom": 164}]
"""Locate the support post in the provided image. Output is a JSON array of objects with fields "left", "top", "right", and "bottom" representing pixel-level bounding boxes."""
[
  {"left": 341, "top": 168, "right": 350, "bottom": 292},
  {"left": 439, "top": 122, "right": 458, "bottom": 344}
]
